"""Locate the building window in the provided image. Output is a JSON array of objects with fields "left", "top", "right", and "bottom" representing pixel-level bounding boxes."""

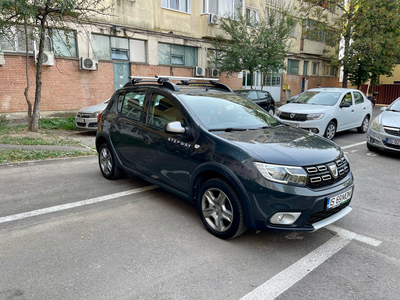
[
  {"left": 111, "top": 37, "right": 129, "bottom": 60},
  {"left": 207, "top": 49, "right": 223, "bottom": 68},
  {"left": 162, "top": 0, "right": 191, "bottom": 13},
  {"left": 158, "top": 43, "right": 197, "bottom": 66},
  {"left": 324, "top": 64, "right": 337, "bottom": 77},
  {"left": 246, "top": 8, "right": 259, "bottom": 25},
  {"left": 312, "top": 62, "right": 319, "bottom": 75},
  {"left": 130, "top": 40, "right": 146, "bottom": 63},
  {"left": 287, "top": 59, "right": 299, "bottom": 74},
  {"left": 302, "top": 19, "right": 326, "bottom": 42},
  {"left": 202, "top": 0, "right": 243, "bottom": 18},
  {"left": 303, "top": 61, "right": 308, "bottom": 75},
  {"left": 0, "top": 27, "right": 76, "bottom": 57}
]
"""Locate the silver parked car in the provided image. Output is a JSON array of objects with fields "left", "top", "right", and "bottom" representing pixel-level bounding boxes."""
[
  {"left": 75, "top": 99, "right": 109, "bottom": 130},
  {"left": 367, "top": 97, "right": 400, "bottom": 152}
]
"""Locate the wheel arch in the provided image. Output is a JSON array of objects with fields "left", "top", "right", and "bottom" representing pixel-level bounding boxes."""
[{"left": 189, "top": 162, "right": 256, "bottom": 230}]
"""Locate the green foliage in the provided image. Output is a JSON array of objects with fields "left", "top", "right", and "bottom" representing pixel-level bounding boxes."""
[
  {"left": 0, "top": 149, "right": 89, "bottom": 164},
  {"left": 212, "top": 5, "right": 296, "bottom": 87},
  {"left": 39, "top": 117, "right": 76, "bottom": 130},
  {"left": 0, "top": 136, "right": 81, "bottom": 146}
]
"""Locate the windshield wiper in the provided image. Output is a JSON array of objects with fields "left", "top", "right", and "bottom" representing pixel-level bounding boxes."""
[
  {"left": 388, "top": 109, "right": 400, "bottom": 112},
  {"left": 209, "top": 128, "right": 248, "bottom": 132}
]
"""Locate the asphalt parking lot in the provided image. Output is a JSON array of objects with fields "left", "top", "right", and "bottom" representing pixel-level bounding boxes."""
[{"left": 0, "top": 105, "right": 399, "bottom": 300}]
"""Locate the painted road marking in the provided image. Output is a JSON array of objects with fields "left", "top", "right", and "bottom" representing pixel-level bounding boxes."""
[
  {"left": 240, "top": 226, "right": 381, "bottom": 300},
  {"left": 0, "top": 185, "right": 158, "bottom": 224},
  {"left": 341, "top": 141, "right": 366, "bottom": 150}
]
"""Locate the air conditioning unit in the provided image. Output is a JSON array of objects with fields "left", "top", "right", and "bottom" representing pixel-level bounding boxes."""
[
  {"left": 208, "top": 14, "right": 220, "bottom": 25},
  {"left": 210, "top": 68, "right": 221, "bottom": 78},
  {"left": 34, "top": 50, "right": 54, "bottom": 66},
  {"left": 0, "top": 51, "right": 5, "bottom": 65},
  {"left": 193, "top": 66, "right": 205, "bottom": 77},
  {"left": 80, "top": 57, "right": 98, "bottom": 71}
]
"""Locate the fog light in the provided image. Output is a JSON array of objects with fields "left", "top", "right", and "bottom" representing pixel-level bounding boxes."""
[
  {"left": 270, "top": 212, "right": 301, "bottom": 225},
  {"left": 309, "top": 128, "right": 319, "bottom": 134}
]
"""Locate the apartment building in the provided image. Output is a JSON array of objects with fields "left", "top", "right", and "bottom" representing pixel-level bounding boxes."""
[{"left": 0, "top": 0, "right": 340, "bottom": 114}]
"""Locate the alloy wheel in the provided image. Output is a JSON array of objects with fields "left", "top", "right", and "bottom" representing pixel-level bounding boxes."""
[{"left": 201, "top": 188, "right": 233, "bottom": 232}]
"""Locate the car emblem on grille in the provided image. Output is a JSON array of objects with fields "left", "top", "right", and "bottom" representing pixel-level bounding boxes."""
[
  {"left": 328, "top": 164, "right": 338, "bottom": 178},
  {"left": 290, "top": 113, "right": 295, "bottom": 119}
]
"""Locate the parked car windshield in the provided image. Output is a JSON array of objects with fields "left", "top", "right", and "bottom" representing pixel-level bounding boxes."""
[
  {"left": 293, "top": 91, "right": 342, "bottom": 106},
  {"left": 180, "top": 94, "right": 280, "bottom": 130},
  {"left": 388, "top": 99, "right": 400, "bottom": 112}
]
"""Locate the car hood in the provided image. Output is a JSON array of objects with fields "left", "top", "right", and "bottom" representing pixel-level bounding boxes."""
[
  {"left": 78, "top": 103, "right": 108, "bottom": 114},
  {"left": 278, "top": 103, "right": 331, "bottom": 114},
  {"left": 380, "top": 111, "right": 400, "bottom": 127},
  {"left": 215, "top": 126, "right": 342, "bottom": 166}
]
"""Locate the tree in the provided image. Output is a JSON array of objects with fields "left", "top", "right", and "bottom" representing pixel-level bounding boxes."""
[
  {"left": 211, "top": 4, "right": 296, "bottom": 89},
  {"left": 0, "top": 0, "right": 113, "bottom": 132},
  {"left": 297, "top": 0, "right": 400, "bottom": 88}
]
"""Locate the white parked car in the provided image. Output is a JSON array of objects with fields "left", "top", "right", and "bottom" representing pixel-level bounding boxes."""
[
  {"left": 75, "top": 99, "right": 109, "bottom": 130},
  {"left": 367, "top": 97, "right": 400, "bottom": 152},
  {"left": 276, "top": 88, "right": 373, "bottom": 139}
]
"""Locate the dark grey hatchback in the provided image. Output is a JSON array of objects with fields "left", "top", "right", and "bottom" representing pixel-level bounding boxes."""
[{"left": 96, "top": 76, "right": 354, "bottom": 239}]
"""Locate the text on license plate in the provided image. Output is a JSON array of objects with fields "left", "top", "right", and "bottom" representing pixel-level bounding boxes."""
[
  {"left": 386, "top": 138, "right": 400, "bottom": 146},
  {"left": 285, "top": 122, "right": 299, "bottom": 128},
  {"left": 327, "top": 189, "right": 352, "bottom": 209}
]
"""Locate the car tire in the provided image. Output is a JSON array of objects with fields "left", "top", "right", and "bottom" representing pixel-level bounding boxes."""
[
  {"left": 324, "top": 121, "right": 336, "bottom": 140},
  {"left": 357, "top": 116, "right": 369, "bottom": 133},
  {"left": 367, "top": 142, "right": 379, "bottom": 152},
  {"left": 98, "top": 143, "right": 122, "bottom": 180},
  {"left": 197, "top": 178, "right": 247, "bottom": 239}
]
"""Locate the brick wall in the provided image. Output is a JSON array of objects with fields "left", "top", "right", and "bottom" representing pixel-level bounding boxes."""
[
  {"left": 0, "top": 55, "right": 114, "bottom": 113},
  {"left": 0, "top": 55, "right": 243, "bottom": 113}
]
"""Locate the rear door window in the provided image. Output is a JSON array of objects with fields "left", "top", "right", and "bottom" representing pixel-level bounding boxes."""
[{"left": 119, "top": 90, "right": 147, "bottom": 121}]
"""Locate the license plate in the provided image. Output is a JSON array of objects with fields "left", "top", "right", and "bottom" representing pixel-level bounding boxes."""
[
  {"left": 386, "top": 138, "right": 400, "bottom": 146},
  {"left": 327, "top": 188, "right": 352, "bottom": 209},
  {"left": 285, "top": 122, "right": 299, "bottom": 128},
  {"left": 76, "top": 117, "right": 85, "bottom": 123}
]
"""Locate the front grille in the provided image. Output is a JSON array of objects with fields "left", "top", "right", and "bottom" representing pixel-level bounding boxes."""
[
  {"left": 88, "top": 122, "right": 98, "bottom": 128},
  {"left": 382, "top": 140, "right": 400, "bottom": 149},
  {"left": 305, "top": 156, "right": 350, "bottom": 189},
  {"left": 305, "top": 201, "right": 350, "bottom": 225},
  {"left": 383, "top": 126, "right": 400, "bottom": 137},
  {"left": 279, "top": 112, "right": 307, "bottom": 122},
  {"left": 76, "top": 122, "right": 86, "bottom": 127},
  {"left": 76, "top": 112, "right": 91, "bottom": 118}
]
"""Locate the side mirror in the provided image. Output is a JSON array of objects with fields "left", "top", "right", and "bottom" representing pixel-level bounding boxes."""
[
  {"left": 380, "top": 107, "right": 387, "bottom": 111},
  {"left": 340, "top": 102, "right": 351, "bottom": 108},
  {"left": 373, "top": 92, "right": 379, "bottom": 96},
  {"left": 166, "top": 121, "right": 186, "bottom": 134}
]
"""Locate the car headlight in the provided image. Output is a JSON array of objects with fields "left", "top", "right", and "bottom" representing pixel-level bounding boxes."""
[
  {"left": 307, "top": 113, "right": 324, "bottom": 120},
  {"left": 371, "top": 117, "right": 381, "bottom": 132},
  {"left": 254, "top": 162, "right": 307, "bottom": 186},
  {"left": 275, "top": 109, "right": 282, "bottom": 117},
  {"left": 90, "top": 110, "right": 102, "bottom": 118}
]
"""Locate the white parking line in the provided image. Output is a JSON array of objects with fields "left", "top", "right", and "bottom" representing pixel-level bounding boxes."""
[
  {"left": 341, "top": 141, "right": 366, "bottom": 150},
  {"left": 0, "top": 185, "right": 158, "bottom": 224},
  {"left": 240, "top": 227, "right": 381, "bottom": 300}
]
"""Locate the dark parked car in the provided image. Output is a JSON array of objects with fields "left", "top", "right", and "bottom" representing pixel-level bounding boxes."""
[
  {"left": 234, "top": 89, "right": 275, "bottom": 115},
  {"left": 96, "top": 76, "right": 354, "bottom": 239}
]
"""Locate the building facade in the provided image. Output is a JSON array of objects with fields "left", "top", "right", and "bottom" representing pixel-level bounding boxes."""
[{"left": 0, "top": 0, "right": 341, "bottom": 114}]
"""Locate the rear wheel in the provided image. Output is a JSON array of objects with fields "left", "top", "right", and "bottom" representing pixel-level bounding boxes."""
[
  {"left": 324, "top": 121, "right": 336, "bottom": 140},
  {"left": 98, "top": 143, "right": 122, "bottom": 180},
  {"left": 357, "top": 116, "right": 369, "bottom": 133},
  {"left": 197, "top": 178, "right": 246, "bottom": 239}
]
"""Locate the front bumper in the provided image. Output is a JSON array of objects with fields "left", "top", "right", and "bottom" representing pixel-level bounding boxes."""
[
  {"left": 243, "top": 171, "right": 354, "bottom": 231},
  {"left": 75, "top": 116, "right": 98, "bottom": 131},
  {"left": 367, "top": 127, "right": 400, "bottom": 152},
  {"left": 276, "top": 117, "right": 328, "bottom": 136}
]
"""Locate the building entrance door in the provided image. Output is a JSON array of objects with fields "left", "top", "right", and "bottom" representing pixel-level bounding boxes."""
[{"left": 113, "top": 62, "right": 130, "bottom": 91}]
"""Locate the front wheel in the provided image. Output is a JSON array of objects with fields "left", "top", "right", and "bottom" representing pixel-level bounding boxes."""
[
  {"left": 197, "top": 178, "right": 246, "bottom": 239},
  {"left": 98, "top": 143, "right": 122, "bottom": 180},
  {"left": 357, "top": 116, "right": 369, "bottom": 133},
  {"left": 324, "top": 121, "right": 336, "bottom": 140}
]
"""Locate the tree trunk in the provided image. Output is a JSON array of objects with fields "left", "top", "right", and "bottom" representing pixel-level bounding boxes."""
[
  {"left": 341, "top": 2, "right": 354, "bottom": 89},
  {"left": 30, "top": 14, "right": 48, "bottom": 132},
  {"left": 23, "top": 16, "right": 33, "bottom": 131}
]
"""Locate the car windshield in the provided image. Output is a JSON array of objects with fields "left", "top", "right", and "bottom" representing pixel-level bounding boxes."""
[
  {"left": 293, "top": 91, "right": 342, "bottom": 106},
  {"left": 179, "top": 94, "right": 280, "bottom": 130},
  {"left": 388, "top": 99, "right": 400, "bottom": 112}
]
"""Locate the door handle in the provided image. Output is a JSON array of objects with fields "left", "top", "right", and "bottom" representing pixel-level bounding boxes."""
[
  {"left": 363, "top": 107, "right": 366, "bottom": 110},
  {"left": 351, "top": 110, "right": 354, "bottom": 112}
]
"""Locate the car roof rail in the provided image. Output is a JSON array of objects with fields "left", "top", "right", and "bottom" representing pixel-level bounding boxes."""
[{"left": 126, "top": 75, "right": 231, "bottom": 92}]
